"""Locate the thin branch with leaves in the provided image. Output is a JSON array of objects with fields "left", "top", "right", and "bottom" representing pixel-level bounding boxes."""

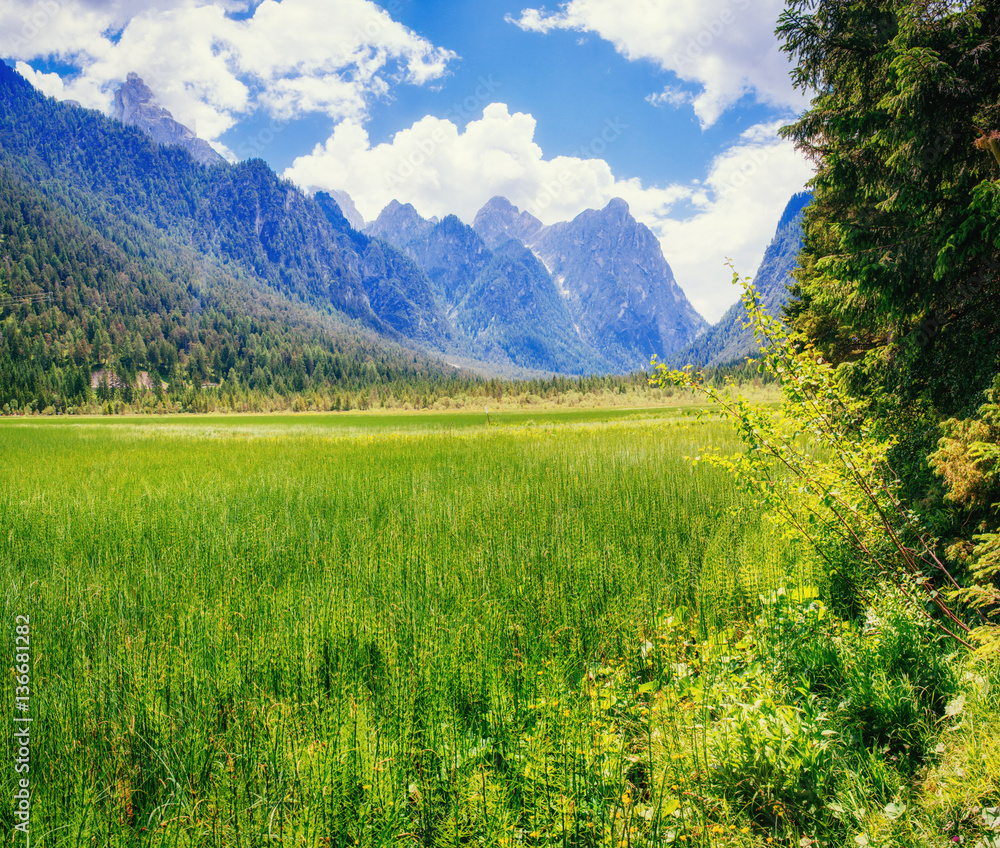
[{"left": 652, "top": 264, "right": 982, "bottom": 649}]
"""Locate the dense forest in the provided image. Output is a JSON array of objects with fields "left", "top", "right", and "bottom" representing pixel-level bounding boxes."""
[
  {"left": 0, "top": 59, "right": 471, "bottom": 414},
  {"left": 0, "top": 160, "right": 718, "bottom": 414},
  {"left": 0, "top": 167, "right": 457, "bottom": 413},
  {"left": 638, "top": 4, "right": 1000, "bottom": 839},
  {"left": 781, "top": 0, "right": 1000, "bottom": 417},
  {"left": 775, "top": 0, "right": 1000, "bottom": 628}
]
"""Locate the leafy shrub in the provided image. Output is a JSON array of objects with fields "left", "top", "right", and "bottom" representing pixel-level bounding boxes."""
[
  {"left": 929, "top": 375, "right": 1000, "bottom": 621},
  {"left": 652, "top": 266, "right": 987, "bottom": 649}
]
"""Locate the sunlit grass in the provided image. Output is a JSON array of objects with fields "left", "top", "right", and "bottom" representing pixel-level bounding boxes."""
[
  {"left": 7, "top": 408, "right": 978, "bottom": 847},
  {"left": 0, "top": 409, "right": 803, "bottom": 844}
]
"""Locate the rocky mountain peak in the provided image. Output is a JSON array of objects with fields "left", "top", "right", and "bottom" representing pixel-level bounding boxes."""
[
  {"left": 525, "top": 200, "right": 706, "bottom": 369},
  {"left": 469, "top": 193, "right": 707, "bottom": 370},
  {"left": 570, "top": 197, "right": 633, "bottom": 233},
  {"left": 364, "top": 199, "right": 433, "bottom": 247},
  {"left": 602, "top": 197, "right": 630, "bottom": 218},
  {"left": 472, "top": 196, "right": 544, "bottom": 250},
  {"left": 326, "top": 189, "right": 365, "bottom": 231},
  {"left": 113, "top": 73, "right": 224, "bottom": 167},
  {"left": 477, "top": 195, "right": 519, "bottom": 222},
  {"left": 114, "top": 72, "right": 155, "bottom": 123},
  {"left": 669, "top": 192, "right": 811, "bottom": 368}
]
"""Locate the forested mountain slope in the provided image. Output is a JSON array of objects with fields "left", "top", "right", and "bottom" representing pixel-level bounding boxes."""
[{"left": 0, "top": 63, "right": 458, "bottom": 411}]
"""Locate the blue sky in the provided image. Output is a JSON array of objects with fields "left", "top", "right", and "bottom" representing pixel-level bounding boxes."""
[
  {"left": 356, "top": 0, "right": 784, "bottom": 186},
  {"left": 0, "top": 0, "right": 814, "bottom": 320}
]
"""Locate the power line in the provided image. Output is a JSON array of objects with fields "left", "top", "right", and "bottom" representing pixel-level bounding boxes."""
[{"left": 0, "top": 292, "right": 54, "bottom": 311}]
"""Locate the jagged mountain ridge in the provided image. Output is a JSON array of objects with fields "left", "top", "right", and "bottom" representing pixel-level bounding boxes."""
[
  {"left": 365, "top": 204, "right": 610, "bottom": 373},
  {"left": 0, "top": 145, "right": 452, "bottom": 412},
  {"left": 114, "top": 72, "right": 225, "bottom": 167},
  {"left": 0, "top": 63, "right": 610, "bottom": 376},
  {"left": 670, "top": 192, "right": 811, "bottom": 368},
  {"left": 326, "top": 188, "right": 365, "bottom": 231},
  {"left": 365, "top": 192, "right": 711, "bottom": 373},
  {"left": 3, "top": 63, "right": 802, "bottom": 380},
  {"left": 0, "top": 62, "right": 457, "bottom": 356},
  {"left": 470, "top": 196, "right": 708, "bottom": 372},
  {"left": 473, "top": 196, "right": 544, "bottom": 249}
]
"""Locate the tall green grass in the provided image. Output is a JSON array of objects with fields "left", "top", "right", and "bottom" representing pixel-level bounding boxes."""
[{"left": 0, "top": 411, "right": 803, "bottom": 845}]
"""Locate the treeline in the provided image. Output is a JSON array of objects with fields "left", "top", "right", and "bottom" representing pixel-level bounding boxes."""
[
  {"left": 0, "top": 59, "right": 772, "bottom": 416},
  {"left": 0, "top": 169, "right": 446, "bottom": 413},
  {"left": 0, "top": 150, "right": 768, "bottom": 414}
]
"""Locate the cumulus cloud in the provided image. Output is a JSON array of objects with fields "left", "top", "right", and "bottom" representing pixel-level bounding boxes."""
[
  {"left": 285, "top": 108, "right": 812, "bottom": 321},
  {"left": 286, "top": 103, "right": 645, "bottom": 224},
  {"left": 509, "top": 0, "right": 809, "bottom": 127},
  {"left": 3, "top": 0, "right": 814, "bottom": 321},
  {"left": 1, "top": 0, "right": 455, "bottom": 141}
]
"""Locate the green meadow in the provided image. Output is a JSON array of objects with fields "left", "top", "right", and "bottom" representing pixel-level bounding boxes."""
[
  {"left": 0, "top": 409, "right": 795, "bottom": 844},
  {"left": 2, "top": 409, "right": 991, "bottom": 847}
]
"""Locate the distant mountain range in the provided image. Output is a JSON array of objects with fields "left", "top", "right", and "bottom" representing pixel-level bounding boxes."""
[
  {"left": 0, "top": 63, "right": 805, "bottom": 404},
  {"left": 352, "top": 188, "right": 711, "bottom": 373},
  {"left": 471, "top": 196, "right": 708, "bottom": 371}
]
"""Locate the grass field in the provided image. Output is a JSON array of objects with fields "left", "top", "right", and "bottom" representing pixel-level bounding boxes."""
[
  {"left": 0, "top": 408, "right": 812, "bottom": 845},
  {"left": 6, "top": 408, "right": 989, "bottom": 848}
]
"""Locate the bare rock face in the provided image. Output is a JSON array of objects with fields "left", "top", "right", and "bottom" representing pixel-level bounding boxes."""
[
  {"left": 364, "top": 199, "right": 436, "bottom": 246},
  {"left": 473, "top": 196, "right": 708, "bottom": 371},
  {"left": 326, "top": 189, "right": 365, "bottom": 231},
  {"left": 113, "top": 72, "right": 224, "bottom": 167},
  {"left": 670, "top": 192, "right": 811, "bottom": 368},
  {"left": 364, "top": 199, "right": 610, "bottom": 373},
  {"left": 472, "top": 195, "right": 543, "bottom": 249}
]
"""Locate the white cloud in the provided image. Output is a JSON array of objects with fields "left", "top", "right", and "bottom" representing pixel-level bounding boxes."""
[
  {"left": 646, "top": 85, "right": 690, "bottom": 109},
  {"left": 3, "top": 1, "right": 814, "bottom": 323},
  {"left": 650, "top": 122, "right": 815, "bottom": 319},
  {"left": 284, "top": 103, "right": 662, "bottom": 224},
  {"left": 14, "top": 60, "right": 109, "bottom": 110},
  {"left": 285, "top": 107, "right": 812, "bottom": 321},
  {"left": 509, "top": 0, "right": 809, "bottom": 127},
  {"left": 1, "top": 0, "right": 455, "bottom": 141}
]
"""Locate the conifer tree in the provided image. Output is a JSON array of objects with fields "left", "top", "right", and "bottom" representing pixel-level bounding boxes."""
[{"left": 778, "top": 0, "right": 1000, "bottom": 414}]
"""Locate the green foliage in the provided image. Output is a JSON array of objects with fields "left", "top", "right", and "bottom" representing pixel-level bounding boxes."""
[
  {"left": 634, "top": 586, "right": 959, "bottom": 845},
  {"left": 0, "top": 166, "right": 453, "bottom": 412},
  {"left": 920, "top": 647, "right": 1000, "bottom": 843},
  {"left": 652, "top": 268, "right": 980, "bottom": 646},
  {"left": 929, "top": 374, "right": 1000, "bottom": 620},
  {"left": 1, "top": 407, "right": 988, "bottom": 846},
  {"left": 777, "top": 0, "right": 1000, "bottom": 416},
  {"left": 671, "top": 192, "right": 811, "bottom": 370},
  {"left": 0, "top": 410, "right": 783, "bottom": 845}
]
